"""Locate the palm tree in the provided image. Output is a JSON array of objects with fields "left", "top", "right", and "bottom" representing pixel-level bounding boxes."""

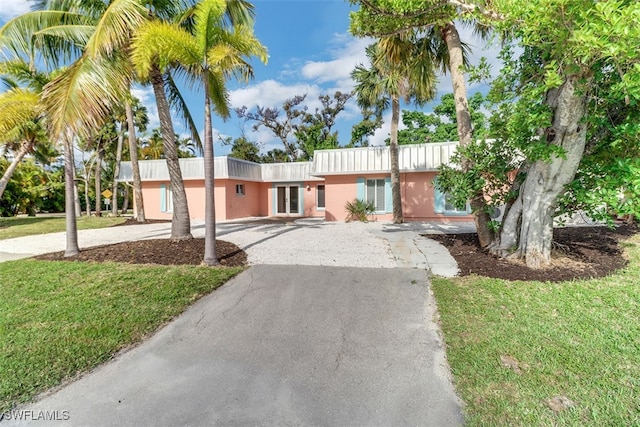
[
  {"left": 352, "top": 33, "right": 438, "bottom": 223},
  {"left": 132, "top": 0, "right": 267, "bottom": 264}
]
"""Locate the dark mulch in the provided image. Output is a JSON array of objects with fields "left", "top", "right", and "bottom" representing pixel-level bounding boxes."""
[
  {"left": 112, "top": 218, "right": 172, "bottom": 226},
  {"left": 35, "top": 239, "right": 247, "bottom": 267},
  {"left": 428, "top": 224, "right": 638, "bottom": 282}
]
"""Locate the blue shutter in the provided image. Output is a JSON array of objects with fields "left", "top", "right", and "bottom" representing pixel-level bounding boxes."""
[
  {"left": 433, "top": 178, "right": 445, "bottom": 214},
  {"left": 384, "top": 177, "right": 392, "bottom": 213},
  {"left": 160, "top": 184, "right": 167, "bottom": 212},
  {"left": 356, "top": 177, "right": 365, "bottom": 200}
]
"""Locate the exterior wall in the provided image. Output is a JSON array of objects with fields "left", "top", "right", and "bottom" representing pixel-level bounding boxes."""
[
  {"left": 323, "top": 174, "right": 393, "bottom": 222},
  {"left": 264, "top": 181, "right": 324, "bottom": 217},
  {"left": 223, "top": 180, "right": 263, "bottom": 220},
  {"left": 402, "top": 172, "right": 438, "bottom": 220},
  {"left": 140, "top": 181, "right": 170, "bottom": 220},
  {"left": 304, "top": 182, "right": 325, "bottom": 217},
  {"left": 139, "top": 172, "right": 473, "bottom": 223},
  {"left": 323, "top": 172, "right": 474, "bottom": 222}
]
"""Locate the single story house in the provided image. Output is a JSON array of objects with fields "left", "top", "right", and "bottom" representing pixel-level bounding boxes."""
[{"left": 117, "top": 141, "right": 474, "bottom": 223}]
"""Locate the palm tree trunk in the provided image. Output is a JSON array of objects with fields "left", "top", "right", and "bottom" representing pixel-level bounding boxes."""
[
  {"left": 122, "top": 184, "right": 130, "bottom": 214},
  {"left": 150, "top": 64, "right": 192, "bottom": 240},
  {"left": 73, "top": 162, "right": 81, "bottom": 217},
  {"left": 126, "top": 101, "right": 145, "bottom": 222},
  {"left": 0, "top": 140, "right": 33, "bottom": 199},
  {"left": 390, "top": 95, "right": 403, "bottom": 223},
  {"left": 63, "top": 130, "right": 79, "bottom": 256},
  {"left": 202, "top": 80, "right": 218, "bottom": 266},
  {"left": 84, "top": 174, "right": 91, "bottom": 217},
  {"left": 442, "top": 21, "right": 493, "bottom": 248},
  {"left": 112, "top": 124, "right": 125, "bottom": 215},
  {"left": 94, "top": 147, "right": 103, "bottom": 217}
]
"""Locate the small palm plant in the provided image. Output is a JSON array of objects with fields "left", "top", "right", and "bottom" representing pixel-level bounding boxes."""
[{"left": 345, "top": 199, "right": 376, "bottom": 222}]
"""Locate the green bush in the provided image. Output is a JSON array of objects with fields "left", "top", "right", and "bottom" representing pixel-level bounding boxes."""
[{"left": 345, "top": 198, "right": 376, "bottom": 222}]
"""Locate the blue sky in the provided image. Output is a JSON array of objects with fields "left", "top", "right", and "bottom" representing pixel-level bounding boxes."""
[{"left": 1, "top": 0, "right": 498, "bottom": 156}]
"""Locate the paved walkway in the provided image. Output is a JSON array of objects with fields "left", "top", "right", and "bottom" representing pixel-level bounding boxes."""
[
  {"left": 0, "top": 218, "right": 475, "bottom": 276},
  {"left": 1, "top": 218, "right": 474, "bottom": 426},
  {"left": 3, "top": 265, "right": 463, "bottom": 426}
]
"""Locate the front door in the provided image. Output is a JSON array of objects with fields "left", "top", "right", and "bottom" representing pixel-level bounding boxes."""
[{"left": 276, "top": 185, "right": 300, "bottom": 215}]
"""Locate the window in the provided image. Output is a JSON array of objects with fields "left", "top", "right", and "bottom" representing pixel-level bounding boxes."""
[
  {"left": 434, "top": 184, "right": 469, "bottom": 215},
  {"left": 444, "top": 194, "right": 468, "bottom": 214},
  {"left": 236, "top": 184, "right": 245, "bottom": 196},
  {"left": 366, "top": 179, "right": 386, "bottom": 212},
  {"left": 161, "top": 184, "right": 173, "bottom": 213},
  {"left": 317, "top": 185, "right": 325, "bottom": 209}
]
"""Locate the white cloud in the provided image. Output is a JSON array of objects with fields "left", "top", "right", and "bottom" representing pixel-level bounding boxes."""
[
  {"left": 301, "top": 35, "right": 372, "bottom": 91},
  {"left": 0, "top": 0, "right": 31, "bottom": 22},
  {"left": 130, "top": 86, "right": 159, "bottom": 132},
  {"left": 230, "top": 79, "right": 322, "bottom": 110}
]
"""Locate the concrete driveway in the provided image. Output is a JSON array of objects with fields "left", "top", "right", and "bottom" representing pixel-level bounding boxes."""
[
  {"left": 3, "top": 265, "right": 463, "bottom": 426},
  {"left": 0, "top": 218, "right": 469, "bottom": 276}
]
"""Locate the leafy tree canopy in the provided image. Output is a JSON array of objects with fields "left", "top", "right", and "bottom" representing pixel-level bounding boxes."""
[
  {"left": 235, "top": 91, "right": 353, "bottom": 161},
  {"left": 394, "top": 92, "right": 489, "bottom": 145}
]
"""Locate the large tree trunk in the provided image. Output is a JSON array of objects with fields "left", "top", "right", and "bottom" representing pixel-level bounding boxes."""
[
  {"left": 112, "top": 123, "right": 125, "bottom": 215},
  {"left": 126, "top": 101, "right": 145, "bottom": 222},
  {"left": 441, "top": 22, "right": 493, "bottom": 247},
  {"left": 202, "top": 82, "right": 218, "bottom": 266},
  {"left": 0, "top": 140, "right": 33, "bottom": 199},
  {"left": 389, "top": 95, "right": 403, "bottom": 223},
  {"left": 63, "top": 131, "right": 79, "bottom": 257},
  {"left": 150, "top": 64, "right": 192, "bottom": 240},
  {"left": 94, "top": 147, "right": 103, "bottom": 217},
  {"left": 492, "top": 75, "right": 589, "bottom": 268}
]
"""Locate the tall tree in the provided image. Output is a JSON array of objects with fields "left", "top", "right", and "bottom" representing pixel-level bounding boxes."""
[
  {"left": 395, "top": 93, "right": 489, "bottom": 144},
  {"left": 132, "top": 0, "right": 267, "bottom": 264},
  {"left": 352, "top": 35, "right": 438, "bottom": 223},
  {"left": 236, "top": 91, "right": 352, "bottom": 161},
  {"left": 350, "top": 1, "right": 495, "bottom": 245}
]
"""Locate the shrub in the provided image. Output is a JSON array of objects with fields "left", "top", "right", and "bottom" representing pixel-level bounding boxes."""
[{"left": 345, "top": 198, "right": 376, "bottom": 222}]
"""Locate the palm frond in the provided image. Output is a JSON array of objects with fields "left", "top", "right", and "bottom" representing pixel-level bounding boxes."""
[
  {"left": 42, "top": 52, "right": 131, "bottom": 138},
  {"left": 84, "top": 0, "right": 147, "bottom": 57},
  {"left": 193, "top": 0, "right": 227, "bottom": 51},
  {"left": 206, "top": 70, "right": 230, "bottom": 119},
  {"left": 164, "top": 71, "right": 203, "bottom": 151},
  {"left": 0, "top": 88, "right": 41, "bottom": 137},
  {"left": 34, "top": 24, "right": 95, "bottom": 51},
  {"left": 131, "top": 21, "right": 201, "bottom": 78},
  {"left": 0, "top": 10, "right": 89, "bottom": 67}
]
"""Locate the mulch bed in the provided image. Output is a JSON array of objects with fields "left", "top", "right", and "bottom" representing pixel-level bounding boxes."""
[
  {"left": 35, "top": 239, "right": 247, "bottom": 267},
  {"left": 428, "top": 224, "right": 638, "bottom": 282}
]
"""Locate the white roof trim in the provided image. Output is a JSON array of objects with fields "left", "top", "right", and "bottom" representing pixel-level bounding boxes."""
[{"left": 116, "top": 142, "right": 460, "bottom": 183}]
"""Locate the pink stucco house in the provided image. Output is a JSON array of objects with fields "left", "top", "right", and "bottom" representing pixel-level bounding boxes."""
[{"left": 118, "top": 142, "right": 474, "bottom": 223}]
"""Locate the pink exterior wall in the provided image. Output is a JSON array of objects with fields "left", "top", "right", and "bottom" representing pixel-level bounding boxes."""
[
  {"left": 323, "top": 172, "right": 474, "bottom": 222},
  {"left": 141, "top": 179, "right": 262, "bottom": 221},
  {"left": 140, "top": 173, "right": 473, "bottom": 223},
  {"left": 402, "top": 172, "right": 437, "bottom": 220},
  {"left": 223, "top": 180, "right": 264, "bottom": 220}
]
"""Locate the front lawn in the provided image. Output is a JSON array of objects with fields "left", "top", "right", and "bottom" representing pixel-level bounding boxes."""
[
  {"left": 432, "top": 234, "right": 640, "bottom": 426},
  {"left": 0, "top": 260, "right": 243, "bottom": 412},
  {"left": 0, "top": 216, "right": 128, "bottom": 240}
]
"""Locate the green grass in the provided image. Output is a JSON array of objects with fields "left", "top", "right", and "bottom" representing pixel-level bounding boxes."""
[
  {"left": 432, "top": 235, "right": 640, "bottom": 426},
  {"left": 0, "top": 216, "right": 128, "bottom": 240},
  {"left": 0, "top": 260, "right": 243, "bottom": 412}
]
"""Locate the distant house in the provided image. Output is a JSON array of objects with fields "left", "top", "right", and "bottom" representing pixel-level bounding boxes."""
[{"left": 117, "top": 142, "right": 473, "bottom": 222}]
